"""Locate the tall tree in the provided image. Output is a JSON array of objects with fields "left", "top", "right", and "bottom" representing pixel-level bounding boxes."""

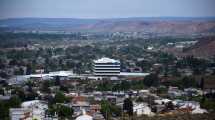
[
  {"left": 56, "top": 105, "right": 73, "bottom": 119},
  {"left": 200, "top": 77, "right": 205, "bottom": 90},
  {"left": 143, "top": 74, "right": 159, "bottom": 87},
  {"left": 0, "top": 100, "right": 8, "bottom": 119},
  {"left": 54, "top": 91, "right": 66, "bottom": 103},
  {"left": 101, "top": 100, "right": 121, "bottom": 119},
  {"left": 26, "top": 64, "right": 32, "bottom": 75},
  {"left": 123, "top": 98, "right": 133, "bottom": 117},
  {"left": 8, "top": 96, "right": 21, "bottom": 108},
  {"left": 55, "top": 76, "right": 61, "bottom": 86}
]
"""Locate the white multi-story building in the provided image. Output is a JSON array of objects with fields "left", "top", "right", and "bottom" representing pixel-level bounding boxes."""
[{"left": 93, "top": 57, "right": 120, "bottom": 76}]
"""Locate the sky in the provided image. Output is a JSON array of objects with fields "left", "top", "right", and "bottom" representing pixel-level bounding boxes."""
[{"left": 0, "top": 0, "right": 215, "bottom": 19}]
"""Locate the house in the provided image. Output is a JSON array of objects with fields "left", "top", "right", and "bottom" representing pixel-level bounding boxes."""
[
  {"left": 92, "top": 112, "right": 105, "bottom": 120},
  {"left": 168, "top": 86, "right": 183, "bottom": 98},
  {"left": 154, "top": 99, "right": 171, "bottom": 105},
  {"left": 10, "top": 108, "right": 32, "bottom": 120},
  {"left": 21, "top": 100, "right": 48, "bottom": 120},
  {"left": 75, "top": 109, "right": 93, "bottom": 120},
  {"left": 133, "top": 103, "right": 154, "bottom": 116},
  {"left": 89, "top": 104, "right": 101, "bottom": 114},
  {"left": 93, "top": 91, "right": 103, "bottom": 101},
  {"left": 72, "top": 96, "right": 91, "bottom": 116},
  {"left": 173, "top": 100, "right": 207, "bottom": 114},
  {"left": 179, "top": 101, "right": 200, "bottom": 109},
  {"left": 191, "top": 107, "right": 207, "bottom": 114},
  {"left": 153, "top": 104, "right": 166, "bottom": 113},
  {"left": 0, "top": 95, "right": 11, "bottom": 101},
  {"left": 184, "top": 88, "right": 203, "bottom": 97},
  {"left": 139, "top": 89, "right": 150, "bottom": 97}
]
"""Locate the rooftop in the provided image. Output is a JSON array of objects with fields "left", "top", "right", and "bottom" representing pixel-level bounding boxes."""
[
  {"left": 94, "top": 57, "right": 120, "bottom": 63},
  {"left": 119, "top": 72, "right": 150, "bottom": 77},
  {"left": 21, "top": 100, "right": 40, "bottom": 108}
]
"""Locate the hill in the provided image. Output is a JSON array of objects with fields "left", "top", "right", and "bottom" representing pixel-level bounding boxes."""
[
  {"left": 0, "top": 17, "right": 215, "bottom": 35},
  {"left": 184, "top": 37, "right": 215, "bottom": 58}
]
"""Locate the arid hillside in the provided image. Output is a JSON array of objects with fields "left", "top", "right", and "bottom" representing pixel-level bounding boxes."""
[
  {"left": 1, "top": 18, "right": 215, "bottom": 35},
  {"left": 184, "top": 37, "right": 215, "bottom": 58}
]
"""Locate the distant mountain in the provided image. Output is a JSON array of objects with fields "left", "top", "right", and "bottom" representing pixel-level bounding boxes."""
[
  {"left": 0, "top": 18, "right": 99, "bottom": 31},
  {"left": 0, "top": 17, "right": 215, "bottom": 34}
]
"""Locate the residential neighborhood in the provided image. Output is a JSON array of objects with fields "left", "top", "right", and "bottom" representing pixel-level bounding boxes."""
[{"left": 0, "top": 0, "right": 215, "bottom": 119}]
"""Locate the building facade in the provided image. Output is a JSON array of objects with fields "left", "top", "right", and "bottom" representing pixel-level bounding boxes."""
[{"left": 93, "top": 57, "right": 120, "bottom": 76}]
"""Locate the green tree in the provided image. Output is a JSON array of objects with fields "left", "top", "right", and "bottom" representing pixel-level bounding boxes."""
[
  {"left": 56, "top": 105, "right": 73, "bottom": 119},
  {"left": 120, "top": 81, "right": 131, "bottom": 91},
  {"left": 123, "top": 98, "right": 133, "bottom": 117},
  {"left": 48, "top": 104, "right": 73, "bottom": 119},
  {"left": 0, "top": 100, "right": 8, "bottom": 119},
  {"left": 11, "top": 87, "right": 27, "bottom": 101},
  {"left": 143, "top": 74, "right": 159, "bottom": 87},
  {"left": 199, "top": 77, "right": 205, "bottom": 90},
  {"left": 8, "top": 96, "right": 21, "bottom": 108},
  {"left": 101, "top": 100, "right": 121, "bottom": 119},
  {"left": 181, "top": 76, "right": 197, "bottom": 88},
  {"left": 0, "top": 88, "right": 4, "bottom": 95},
  {"left": 54, "top": 91, "right": 66, "bottom": 103},
  {"left": 201, "top": 99, "right": 215, "bottom": 111},
  {"left": 40, "top": 80, "right": 51, "bottom": 93},
  {"left": 55, "top": 76, "right": 61, "bottom": 86},
  {"left": 26, "top": 64, "right": 32, "bottom": 75},
  {"left": 136, "top": 97, "right": 144, "bottom": 103}
]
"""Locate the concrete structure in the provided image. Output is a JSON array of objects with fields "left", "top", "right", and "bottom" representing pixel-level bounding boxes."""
[
  {"left": 133, "top": 103, "right": 154, "bottom": 116},
  {"left": 0, "top": 95, "right": 11, "bottom": 100},
  {"left": 10, "top": 100, "right": 48, "bottom": 120},
  {"left": 8, "top": 71, "right": 74, "bottom": 85},
  {"left": 75, "top": 109, "right": 93, "bottom": 120},
  {"left": 10, "top": 108, "right": 32, "bottom": 120},
  {"left": 192, "top": 107, "right": 207, "bottom": 114},
  {"left": 154, "top": 99, "right": 172, "bottom": 105},
  {"left": 21, "top": 100, "right": 48, "bottom": 120},
  {"left": 93, "top": 57, "right": 120, "bottom": 76},
  {"left": 119, "top": 72, "right": 149, "bottom": 77}
]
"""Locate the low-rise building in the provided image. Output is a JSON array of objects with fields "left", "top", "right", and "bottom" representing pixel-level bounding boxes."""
[
  {"left": 10, "top": 108, "right": 32, "bottom": 120},
  {"left": 21, "top": 100, "right": 48, "bottom": 120},
  {"left": 133, "top": 103, "right": 154, "bottom": 116}
]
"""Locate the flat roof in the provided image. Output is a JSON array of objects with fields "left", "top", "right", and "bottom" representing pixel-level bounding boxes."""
[
  {"left": 119, "top": 72, "right": 150, "bottom": 76},
  {"left": 94, "top": 57, "right": 120, "bottom": 63}
]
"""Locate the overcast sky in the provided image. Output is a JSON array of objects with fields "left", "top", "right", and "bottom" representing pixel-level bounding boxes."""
[{"left": 0, "top": 0, "right": 215, "bottom": 19}]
